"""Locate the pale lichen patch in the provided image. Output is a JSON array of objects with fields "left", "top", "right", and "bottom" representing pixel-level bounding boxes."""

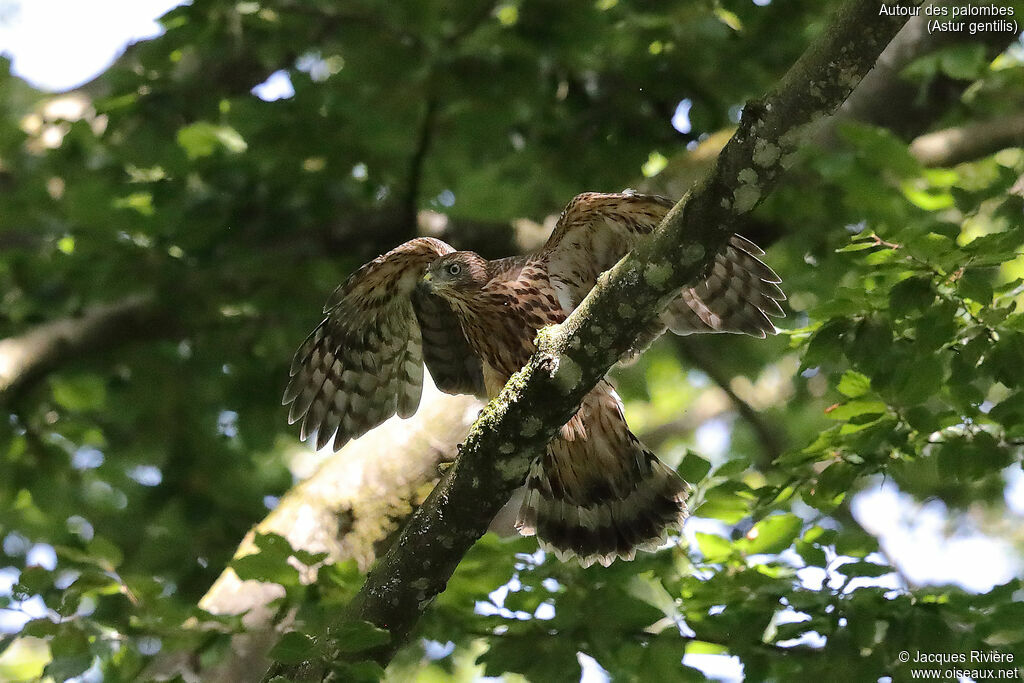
[
  {"left": 495, "top": 456, "right": 528, "bottom": 482},
  {"left": 499, "top": 442, "right": 514, "bottom": 454},
  {"left": 617, "top": 303, "right": 635, "bottom": 319},
  {"left": 680, "top": 242, "right": 705, "bottom": 264},
  {"left": 643, "top": 261, "right": 672, "bottom": 289},
  {"left": 779, "top": 129, "right": 802, "bottom": 150},
  {"left": 521, "top": 416, "right": 542, "bottom": 437},
  {"left": 752, "top": 139, "right": 780, "bottom": 168},
  {"left": 733, "top": 168, "right": 762, "bottom": 214},
  {"left": 838, "top": 65, "right": 860, "bottom": 91},
  {"left": 554, "top": 354, "right": 581, "bottom": 392},
  {"left": 733, "top": 184, "right": 761, "bottom": 213}
]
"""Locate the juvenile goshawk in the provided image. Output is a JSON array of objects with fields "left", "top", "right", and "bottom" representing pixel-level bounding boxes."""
[{"left": 284, "top": 192, "right": 784, "bottom": 566}]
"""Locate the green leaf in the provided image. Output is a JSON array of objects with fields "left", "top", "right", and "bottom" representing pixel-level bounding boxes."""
[
  {"left": 698, "top": 482, "right": 750, "bottom": 523},
  {"left": 825, "top": 399, "right": 887, "bottom": 420},
  {"left": 903, "top": 43, "right": 986, "bottom": 81},
  {"left": 714, "top": 8, "right": 743, "bottom": 31},
  {"left": 696, "top": 532, "right": 733, "bottom": 563},
  {"left": 894, "top": 355, "right": 944, "bottom": 406},
  {"left": 15, "top": 567, "right": 53, "bottom": 597},
  {"left": 269, "top": 631, "right": 318, "bottom": 664},
  {"left": 837, "top": 371, "right": 871, "bottom": 398},
  {"left": 44, "top": 655, "right": 93, "bottom": 681},
  {"left": 332, "top": 620, "right": 391, "bottom": 654},
  {"left": 88, "top": 536, "right": 123, "bottom": 569},
  {"left": 839, "top": 560, "right": 893, "bottom": 579},
  {"left": 176, "top": 122, "right": 248, "bottom": 159},
  {"left": 740, "top": 514, "right": 802, "bottom": 555},
  {"left": 838, "top": 122, "right": 920, "bottom": 177},
  {"left": 801, "top": 319, "right": 851, "bottom": 370},
  {"left": 641, "top": 151, "right": 668, "bottom": 178},
  {"left": 958, "top": 269, "right": 994, "bottom": 304},
  {"left": 901, "top": 182, "right": 953, "bottom": 211},
  {"left": 889, "top": 276, "right": 935, "bottom": 318},
  {"left": 232, "top": 553, "right": 301, "bottom": 586},
  {"left": 331, "top": 660, "right": 387, "bottom": 683},
  {"left": 50, "top": 374, "right": 107, "bottom": 412},
  {"left": 677, "top": 451, "right": 712, "bottom": 483},
  {"left": 252, "top": 532, "right": 296, "bottom": 559},
  {"left": 937, "top": 43, "right": 987, "bottom": 79},
  {"left": 626, "top": 573, "right": 678, "bottom": 618},
  {"left": 294, "top": 549, "right": 330, "bottom": 566}
]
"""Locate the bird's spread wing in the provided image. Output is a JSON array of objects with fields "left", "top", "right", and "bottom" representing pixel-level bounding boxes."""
[
  {"left": 412, "top": 287, "right": 486, "bottom": 396},
  {"left": 283, "top": 237, "right": 477, "bottom": 451},
  {"left": 540, "top": 192, "right": 784, "bottom": 347}
]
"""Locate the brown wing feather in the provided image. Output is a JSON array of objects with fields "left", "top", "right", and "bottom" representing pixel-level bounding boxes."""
[
  {"left": 538, "top": 192, "right": 784, "bottom": 349},
  {"left": 412, "top": 288, "right": 486, "bottom": 397},
  {"left": 540, "top": 192, "right": 674, "bottom": 312},
  {"left": 283, "top": 238, "right": 454, "bottom": 451}
]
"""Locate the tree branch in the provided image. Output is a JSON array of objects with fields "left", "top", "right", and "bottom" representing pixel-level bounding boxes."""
[
  {"left": 265, "top": 1, "right": 923, "bottom": 678},
  {"left": 675, "top": 338, "right": 785, "bottom": 469},
  {"left": 146, "top": 384, "right": 481, "bottom": 682},
  {"left": 909, "top": 113, "right": 1024, "bottom": 167},
  {"left": 814, "top": 0, "right": 1020, "bottom": 141},
  {"left": 403, "top": 98, "right": 439, "bottom": 233},
  {"left": 0, "top": 296, "right": 171, "bottom": 406}
]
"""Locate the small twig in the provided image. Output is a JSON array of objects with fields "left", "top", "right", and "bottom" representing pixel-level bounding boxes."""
[
  {"left": 676, "top": 338, "right": 785, "bottom": 469},
  {"left": 403, "top": 98, "right": 439, "bottom": 233}
]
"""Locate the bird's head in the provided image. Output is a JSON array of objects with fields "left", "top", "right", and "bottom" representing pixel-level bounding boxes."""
[{"left": 421, "top": 251, "right": 489, "bottom": 299}]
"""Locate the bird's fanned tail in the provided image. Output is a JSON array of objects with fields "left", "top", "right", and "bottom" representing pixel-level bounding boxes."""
[{"left": 515, "top": 382, "right": 690, "bottom": 566}]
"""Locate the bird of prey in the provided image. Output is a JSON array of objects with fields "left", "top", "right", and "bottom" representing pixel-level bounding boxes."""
[{"left": 284, "top": 192, "right": 784, "bottom": 566}]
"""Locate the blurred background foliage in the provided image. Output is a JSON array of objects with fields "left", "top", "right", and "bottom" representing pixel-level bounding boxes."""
[{"left": 1, "top": 0, "right": 1024, "bottom": 680}]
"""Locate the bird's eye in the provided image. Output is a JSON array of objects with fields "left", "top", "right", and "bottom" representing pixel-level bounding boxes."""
[{"left": 447, "top": 263, "right": 462, "bottom": 276}]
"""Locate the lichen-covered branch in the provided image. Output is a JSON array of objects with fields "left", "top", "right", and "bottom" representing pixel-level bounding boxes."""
[
  {"left": 815, "top": 0, "right": 1019, "bottom": 141},
  {"left": 264, "top": 1, "right": 923, "bottom": 679},
  {"left": 0, "top": 296, "right": 168, "bottom": 406}
]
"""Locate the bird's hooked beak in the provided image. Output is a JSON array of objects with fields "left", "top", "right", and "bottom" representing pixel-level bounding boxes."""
[{"left": 419, "top": 270, "right": 435, "bottom": 291}]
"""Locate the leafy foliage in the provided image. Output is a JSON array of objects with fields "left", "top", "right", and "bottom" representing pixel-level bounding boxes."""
[{"left": 2, "top": 0, "right": 1024, "bottom": 681}]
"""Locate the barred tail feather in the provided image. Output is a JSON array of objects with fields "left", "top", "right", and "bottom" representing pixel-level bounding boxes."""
[
  {"left": 517, "top": 451, "right": 689, "bottom": 567},
  {"left": 514, "top": 383, "right": 689, "bottom": 567}
]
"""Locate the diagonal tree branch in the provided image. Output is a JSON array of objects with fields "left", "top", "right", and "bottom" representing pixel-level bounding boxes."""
[
  {"left": 675, "top": 338, "right": 785, "bottom": 469},
  {"left": 909, "top": 112, "right": 1024, "bottom": 167},
  {"left": 0, "top": 296, "right": 172, "bottom": 407},
  {"left": 265, "top": 0, "right": 924, "bottom": 679},
  {"left": 146, "top": 384, "right": 480, "bottom": 682},
  {"left": 815, "top": 0, "right": 1020, "bottom": 141}
]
